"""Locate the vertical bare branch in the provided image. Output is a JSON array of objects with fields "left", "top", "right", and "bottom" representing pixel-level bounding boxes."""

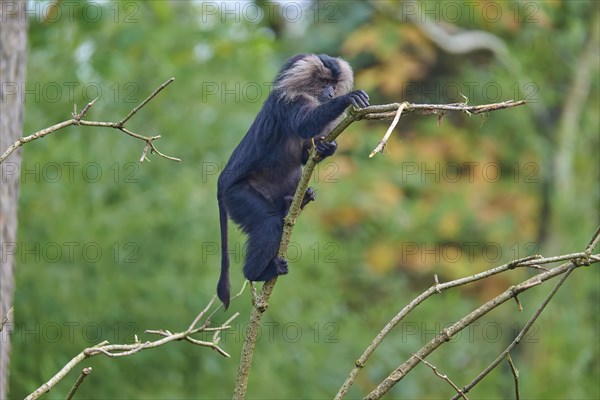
[
  {"left": 0, "top": 79, "right": 179, "bottom": 164},
  {"left": 232, "top": 109, "right": 359, "bottom": 399}
]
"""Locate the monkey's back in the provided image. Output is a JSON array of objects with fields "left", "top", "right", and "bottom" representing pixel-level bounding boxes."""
[{"left": 218, "top": 91, "right": 305, "bottom": 207}]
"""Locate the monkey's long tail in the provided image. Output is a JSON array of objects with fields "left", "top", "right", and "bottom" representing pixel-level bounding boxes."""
[{"left": 217, "top": 197, "right": 231, "bottom": 309}]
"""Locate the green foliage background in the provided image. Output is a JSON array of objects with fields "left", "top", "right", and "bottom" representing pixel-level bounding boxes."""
[{"left": 7, "top": 1, "right": 599, "bottom": 399}]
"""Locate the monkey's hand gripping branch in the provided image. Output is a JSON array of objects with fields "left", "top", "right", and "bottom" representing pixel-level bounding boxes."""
[
  {"left": 0, "top": 78, "right": 180, "bottom": 164},
  {"left": 233, "top": 98, "right": 527, "bottom": 399}
]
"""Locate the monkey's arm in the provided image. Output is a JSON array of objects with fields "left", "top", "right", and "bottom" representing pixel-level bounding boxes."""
[{"left": 292, "top": 90, "right": 369, "bottom": 139}]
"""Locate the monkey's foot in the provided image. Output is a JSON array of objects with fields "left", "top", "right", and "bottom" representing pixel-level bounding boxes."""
[
  {"left": 314, "top": 138, "right": 337, "bottom": 161},
  {"left": 274, "top": 257, "right": 289, "bottom": 275},
  {"left": 252, "top": 258, "right": 289, "bottom": 281},
  {"left": 301, "top": 187, "right": 317, "bottom": 209}
]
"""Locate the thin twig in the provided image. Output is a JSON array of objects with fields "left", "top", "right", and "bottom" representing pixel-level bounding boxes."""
[
  {"left": 413, "top": 354, "right": 468, "bottom": 400},
  {"left": 0, "top": 78, "right": 179, "bottom": 164},
  {"left": 585, "top": 226, "right": 600, "bottom": 254},
  {"left": 512, "top": 291, "right": 523, "bottom": 312},
  {"left": 72, "top": 98, "right": 98, "bottom": 120},
  {"left": 206, "top": 280, "right": 248, "bottom": 322},
  {"left": 506, "top": 354, "right": 520, "bottom": 400},
  {"left": 64, "top": 367, "right": 92, "bottom": 400},
  {"left": 433, "top": 274, "right": 441, "bottom": 293},
  {"left": 369, "top": 101, "right": 408, "bottom": 157},
  {"left": 188, "top": 296, "right": 216, "bottom": 331},
  {"left": 140, "top": 143, "right": 151, "bottom": 162},
  {"left": 118, "top": 78, "right": 175, "bottom": 125},
  {"left": 214, "top": 313, "right": 240, "bottom": 343}
]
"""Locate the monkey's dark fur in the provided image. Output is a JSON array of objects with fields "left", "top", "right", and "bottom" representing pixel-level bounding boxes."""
[{"left": 217, "top": 54, "right": 369, "bottom": 308}]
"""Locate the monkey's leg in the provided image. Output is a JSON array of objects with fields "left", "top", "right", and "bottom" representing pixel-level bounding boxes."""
[
  {"left": 224, "top": 180, "right": 287, "bottom": 281},
  {"left": 243, "top": 215, "right": 288, "bottom": 281},
  {"left": 224, "top": 181, "right": 287, "bottom": 282}
]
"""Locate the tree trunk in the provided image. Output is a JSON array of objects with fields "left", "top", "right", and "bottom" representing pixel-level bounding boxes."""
[{"left": 0, "top": 0, "right": 28, "bottom": 397}]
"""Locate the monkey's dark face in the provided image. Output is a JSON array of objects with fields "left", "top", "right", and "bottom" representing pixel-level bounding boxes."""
[
  {"left": 317, "top": 78, "right": 335, "bottom": 103},
  {"left": 275, "top": 54, "right": 354, "bottom": 103}
]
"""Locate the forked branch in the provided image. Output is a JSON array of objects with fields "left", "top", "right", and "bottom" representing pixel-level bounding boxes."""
[
  {"left": 25, "top": 297, "right": 239, "bottom": 400},
  {"left": 0, "top": 78, "right": 180, "bottom": 164}
]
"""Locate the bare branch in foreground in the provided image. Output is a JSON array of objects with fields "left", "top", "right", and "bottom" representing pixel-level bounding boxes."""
[
  {"left": 0, "top": 78, "right": 179, "bottom": 164},
  {"left": 334, "top": 254, "right": 538, "bottom": 399},
  {"left": 450, "top": 263, "right": 579, "bottom": 399},
  {"left": 25, "top": 297, "right": 238, "bottom": 400},
  {"left": 335, "top": 227, "right": 599, "bottom": 399},
  {"left": 232, "top": 99, "right": 527, "bottom": 399},
  {"left": 361, "top": 229, "right": 598, "bottom": 399}
]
